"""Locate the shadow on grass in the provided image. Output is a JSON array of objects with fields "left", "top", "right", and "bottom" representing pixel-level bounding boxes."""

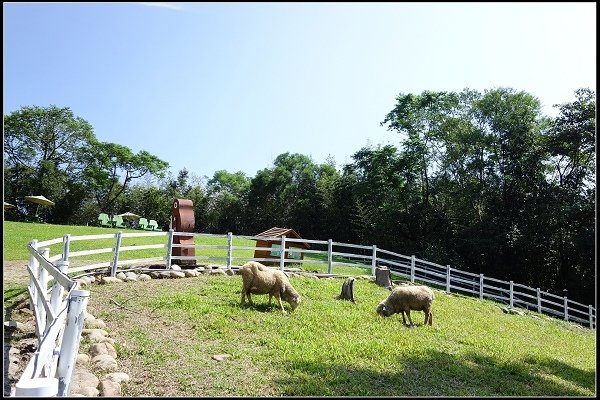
[
  {"left": 275, "top": 349, "right": 595, "bottom": 396},
  {"left": 237, "top": 301, "right": 280, "bottom": 313}
]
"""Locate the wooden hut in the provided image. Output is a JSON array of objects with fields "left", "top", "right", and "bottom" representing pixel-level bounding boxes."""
[{"left": 253, "top": 227, "right": 310, "bottom": 264}]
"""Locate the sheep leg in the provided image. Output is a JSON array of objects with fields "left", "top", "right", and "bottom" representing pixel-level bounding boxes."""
[
  {"left": 425, "top": 310, "right": 433, "bottom": 326},
  {"left": 405, "top": 310, "right": 415, "bottom": 327},
  {"left": 400, "top": 311, "right": 407, "bottom": 325},
  {"left": 275, "top": 295, "right": 287, "bottom": 313}
]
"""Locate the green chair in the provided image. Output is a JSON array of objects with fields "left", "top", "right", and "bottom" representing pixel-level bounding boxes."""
[
  {"left": 112, "top": 215, "right": 126, "bottom": 229},
  {"left": 138, "top": 217, "right": 148, "bottom": 230},
  {"left": 147, "top": 219, "right": 161, "bottom": 231},
  {"left": 98, "top": 213, "right": 112, "bottom": 228}
]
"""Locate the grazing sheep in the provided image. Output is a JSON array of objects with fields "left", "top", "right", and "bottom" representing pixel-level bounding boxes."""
[
  {"left": 376, "top": 285, "right": 434, "bottom": 326},
  {"left": 240, "top": 261, "right": 301, "bottom": 313}
]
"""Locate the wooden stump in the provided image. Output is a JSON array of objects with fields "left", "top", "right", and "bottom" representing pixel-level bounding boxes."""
[
  {"left": 337, "top": 277, "right": 356, "bottom": 303},
  {"left": 375, "top": 266, "right": 392, "bottom": 289}
]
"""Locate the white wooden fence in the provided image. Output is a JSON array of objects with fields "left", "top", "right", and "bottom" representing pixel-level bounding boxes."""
[
  {"left": 15, "top": 229, "right": 596, "bottom": 396},
  {"left": 14, "top": 237, "right": 90, "bottom": 397}
]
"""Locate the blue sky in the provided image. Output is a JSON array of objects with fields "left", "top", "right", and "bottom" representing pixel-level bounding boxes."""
[{"left": 3, "top": 2, "right": 596, "bottom": 181}]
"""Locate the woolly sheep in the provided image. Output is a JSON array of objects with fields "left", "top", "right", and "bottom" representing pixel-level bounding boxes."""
[
  {"left": 376, "top": 285, "right": 434, "bottom": 326},
  {"left": 239, "top": 261, "right": 301, "bottom": 313}
]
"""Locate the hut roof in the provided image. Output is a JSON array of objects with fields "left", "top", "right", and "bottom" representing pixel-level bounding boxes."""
[{"left": 254, "top": 227, "right": 310, "bottom": 249}]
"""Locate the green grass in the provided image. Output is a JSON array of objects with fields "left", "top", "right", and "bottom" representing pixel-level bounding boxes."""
[
  {"left": 2, "top": 221, "right": 367, "bottom": 274},
  {"left": 2, "top": 220, "right": 258, "bottom": 264},
  {"left": 3, "top": 221, "right": 597, "bottom": 396},
  {"left": 85, "top": 276, "right": 596, "bottom": 397}
]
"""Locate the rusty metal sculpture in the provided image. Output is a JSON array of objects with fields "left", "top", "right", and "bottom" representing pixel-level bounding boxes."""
[{"left": 171, "top": 198, "right": 196, "bottom": 267}]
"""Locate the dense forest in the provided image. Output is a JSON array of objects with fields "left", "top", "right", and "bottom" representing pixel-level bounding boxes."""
[{"left": 4, "top": 87, "right": 595, "bottom": 305}]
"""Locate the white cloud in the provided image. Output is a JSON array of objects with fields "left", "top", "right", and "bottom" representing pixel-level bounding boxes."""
[{"left": 138, "top": 2, "right": 183, "bottom": 11}]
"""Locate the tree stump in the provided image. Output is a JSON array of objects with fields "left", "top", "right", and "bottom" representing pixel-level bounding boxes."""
[
  {"left": 375, "top": 266, "right": 392, "bottom": 289},
  {"left": 337, "top": 277, "right": 356, "bottom": 303}
]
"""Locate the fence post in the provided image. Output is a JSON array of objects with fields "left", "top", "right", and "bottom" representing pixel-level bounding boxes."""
[
  {"left": 56, "top": 289, "right": 90, "bottom": 397},
  {"left": 537, "top": 288, "right": 541, "bottom": 313},
  {"left": 279, "top": 235, "right": 286, "bottom": 271},
  {"left": 445, "top": 265, "right": 451, "bottom": 293},
  {"left": 50, "top": 235, "right": 70, "bottom": 316},
  {"left": 166, "top": 229, "right": 174, "bottom": 268},
  {"left": 410, "top": 255, "right": 415, "bottom": 283},
  {"left": 28, "top": 240, "right": 39, "bottom": 317},
  {"left": 110, "top": 232, "right": 123, "bottom": 277},
  {"left": 371, "top": 245, "right": 377, "bottom": 276},
  {"left": 589, "top": 305, "right": 594, "bottom": 329},
  {"left": 227, "top": 232, "right": 233, "bottom": 270},
  {"left": 327, "top": 239, "right": 333, "bottom": 274},
  {"left": 38, "top": 247, "right": 50, "bottom": 336},
  {"left": 479, "top": 274, "right": 484, "bottom": 300},
  {"left": 564, "top": 296, "right": 569, "bottom": 321},
  {"left": 509, "top": 281, "right": 514, "bottom": 307},
  {"left": 15, "top": 378, "right": 59, "bottom": 397}
]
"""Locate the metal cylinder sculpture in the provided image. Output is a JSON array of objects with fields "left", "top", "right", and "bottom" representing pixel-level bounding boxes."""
[{"left": 171, "top": 198, "right": 195, "bottom": 266}]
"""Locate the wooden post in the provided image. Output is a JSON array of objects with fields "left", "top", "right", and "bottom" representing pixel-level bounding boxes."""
[
  {"left": 279, "top": 235, "right": 286, "bottom": 271},
  {"left": 564, "top": 296, "right": 569, "bottom": 321},
  {"left": 337, "top": 277, "right": 356, "bottom": 303},
  {"left": 28, "top": 240, "right": 39, "bottom": 316},
  {"left": 227, "top": 232, "right": 233, "bottom": 269},
  {"left": 56, "top": 289, "right": 90, "bottom": 396},
  {"left": 445, "top": 265, "right": 451, "bottom": 294},
  {"left": 38, "top": 247, "right": 50, "bottom": 336},
  {"left": 327, "top": 239, "right": 333, "bottom": 274},
  {"left": 537, "top": 288, "right": 541, "bottom": 313},
  {"left": 111, "top": 232, "right": 122, "bottom": 277},
  {"left": 509, "top": 281, "right": 514, "bottom": 307},
  {"left": 166, "top": 229, "right": 174, "bottom": 268},
  {"left": 49, "top": 234, "right": 71, "bottom": 315},
  {"left": 50, "top": 259, "right": 69, "bottom": 317},
  {"left": 410, "top": 255, "right": 415, "bottom": 283},
  {"left": 375, "top": 266, "right": 392, "bottom": 289},
  {"left": 62, "top": 233, "right": 71, "bottom": 262},
  {"left": 589, "top": 305, "right": 594, "bottom": 329},
  {"left": 479, "top": 274, "right": 484, "bottom": 300},
  {"left": 371, "top": 245, "right": 377, "bottom": 276}
]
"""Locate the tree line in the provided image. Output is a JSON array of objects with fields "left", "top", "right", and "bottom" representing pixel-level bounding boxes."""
[{"left": 3, "top": 87, "right": 595, "bottom": 305}]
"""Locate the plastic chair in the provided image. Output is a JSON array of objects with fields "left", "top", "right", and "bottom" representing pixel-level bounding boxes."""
[
  {"left": 138, "top": 217, "right": 148, "bottom": 230},
  {"left": 98, "top": 213, "right": 112, "bottom": 227},
  {"left": 147, "top": 219, "right": 161, "bottom": 231},
  {"left": 112, "top": 215, "right": 126, "bottom": 228}
]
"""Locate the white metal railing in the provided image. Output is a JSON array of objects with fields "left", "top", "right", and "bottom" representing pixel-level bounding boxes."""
[{"left": 16, "top": 228, "right": 596, "bottom": 396}]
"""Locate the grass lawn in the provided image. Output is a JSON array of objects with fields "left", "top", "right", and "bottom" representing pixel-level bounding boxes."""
[{"left": 3, "top": 221, "right": 597, "bottom": 396}]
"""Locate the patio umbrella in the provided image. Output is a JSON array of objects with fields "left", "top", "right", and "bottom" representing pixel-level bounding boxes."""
[
  {"left": 118, "top": 212, "right": 141, "bottom": 220},
  {"left": 24, "top": 195, "right": 55, "bottom": 220},
  {"left": 24, "top": 195, "right": 55, "bottom": 207}
]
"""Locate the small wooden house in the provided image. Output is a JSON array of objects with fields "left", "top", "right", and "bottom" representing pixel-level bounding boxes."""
[{"left": 253, "top": 227, "right": 310, "bottom": 263}]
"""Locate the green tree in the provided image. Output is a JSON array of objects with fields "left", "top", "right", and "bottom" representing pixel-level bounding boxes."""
[
  {"left": 3, "top": 105, "right": 95, "bottom": 218},
  {"left": 205, "top": 170, "right": 250, "bottom": 233},
  {"left": 82, "top": 141, "right": 169, "bottom": 213}
]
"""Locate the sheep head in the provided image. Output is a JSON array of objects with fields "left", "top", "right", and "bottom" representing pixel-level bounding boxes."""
[
  {"left": 376, "top": 302, "right": 392, "bottom": 317},
  {"left": 282, "top": 287, "right": 301, "bottom": 311},
  {"left": 289, "top": 295, "right": 301, "bottom": 311}
]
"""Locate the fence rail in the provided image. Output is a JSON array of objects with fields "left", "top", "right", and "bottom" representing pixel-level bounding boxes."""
[
  {"left": 15, "top": 238, "right": 89, "bottom": 397},
  {"left": 16, "top": 228, "right": 596, "bottom": 397}
]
